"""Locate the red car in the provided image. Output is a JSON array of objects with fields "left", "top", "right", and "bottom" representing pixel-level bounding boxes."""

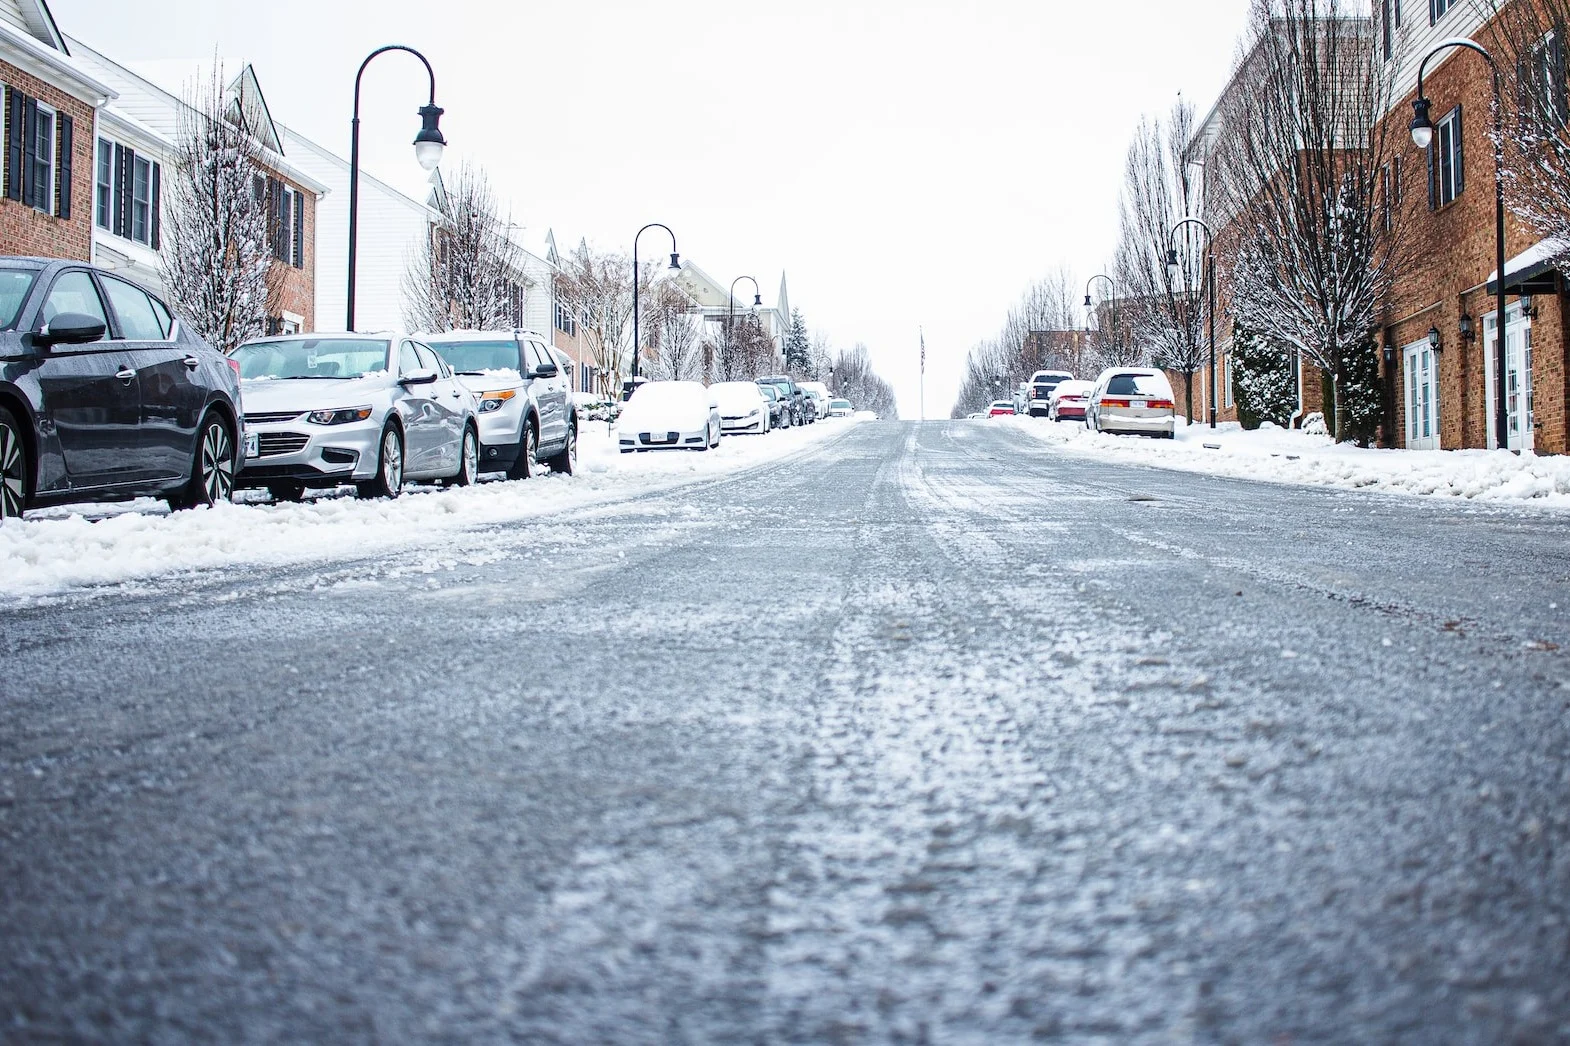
[
  {"left": 988, "top": 400, "right": 1016, "bottom": 417},
  {"left": 1048, "top": 380, "right": 1095, "bottom": 421}
]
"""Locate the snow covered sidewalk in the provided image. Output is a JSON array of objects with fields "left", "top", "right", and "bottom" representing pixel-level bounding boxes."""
[
  {"left": 1006, "top": 415, "right": 1570, "bottom": 509},
  {"left": 0, "top": 419, "right": 862, "bottom": 601}
]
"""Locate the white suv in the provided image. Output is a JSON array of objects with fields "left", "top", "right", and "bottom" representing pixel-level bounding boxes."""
[
  {"left": 421, "top": 329, "right": 578, "bottom": 477},
  {"left": 1026, "top": 370, "right": 1074, "bottom": 417}
]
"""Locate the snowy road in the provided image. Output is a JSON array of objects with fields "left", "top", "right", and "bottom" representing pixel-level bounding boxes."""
[{"left": 3, "top": 420, "right": 1569, "bottom": 1041}]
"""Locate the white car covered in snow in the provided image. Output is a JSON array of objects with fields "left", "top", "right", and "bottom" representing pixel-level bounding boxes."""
[
  {"left": 616, "top": 381, "right": 722, "bottom": 452},
  {"left": 711, "top": 381, "right": 772, "bottom": 435}
]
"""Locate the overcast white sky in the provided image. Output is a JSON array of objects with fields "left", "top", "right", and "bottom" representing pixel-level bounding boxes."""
[{"left": 55, "top": 0, "right": 1251, "bottom": 417}]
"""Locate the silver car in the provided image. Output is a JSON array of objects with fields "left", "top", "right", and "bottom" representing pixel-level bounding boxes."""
[
  {"left": 419, "top": 329, "right": 576, "bottom": 478},
  {"left": 231, "top": 333, "right": 480, "bottom": 501}
]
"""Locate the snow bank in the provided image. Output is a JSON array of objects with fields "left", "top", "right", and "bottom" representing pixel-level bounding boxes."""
[
  {"left": 0, "top": 419, "right": 862, "bottom": 601},
  {"left": 1007, "top": 416, "right": 1570, "bottom": 508}
]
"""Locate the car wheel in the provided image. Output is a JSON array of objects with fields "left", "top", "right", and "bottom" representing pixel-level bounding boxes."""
[
  {"left": 447, "top": 425, "right": 479, "bottom": 486},
  {"left": 166, "top": 411, "right": 236, "bottom": 511},
  {"left": 268, "top": 483, "right": 305, "bottom": 503},
  {"left": 0, "top": 406, "right": 28, "bottom": 520},
  {"left": 546, "top": 423, "right": 577, "bottom": 475},
  {"left": 356, "top": 424, "right": 404, "bottom": 499},
  {"left": 508, "top": 422, "right": 538, "bottom": 480}
]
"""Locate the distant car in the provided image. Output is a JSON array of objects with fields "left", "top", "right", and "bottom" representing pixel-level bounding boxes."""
[
  {"left": 1027, "top": 370, "right": 1075, "bottom": 417},
  {"left": 757, "top": 375, "right": 806, "bottom": 426},
  {"left": 616, "top": 380, "right": 721, "bottom": 452},
  {"left": 619, "top": 375, "right": 649, "bottom": 402},
  {"left": 712, "top": 380, "right": 772, "bottom": 435},
  {"left": 798, "top": 381, "right": 831, "bottom": 423},
  {"left": 1048, "top": 379, "right": 1095, "bottom": 422},
  {"left": 966, "top": 412, "right": 984, "bottom": 420},
  {"left": 1085, "top": 368, "right": 1177, "bottom": 438},
  {"left": 988, "top": 400, "right": 1016, "bottom": 417},
  {"left": 421, "top": 329, "right": 576, "bottom": 478},
  {"left": 0, "top": 257, "right": 243, "bottom": 518},
  {"left": 231, "top": 333, "right": 480, "bottom": 500},
  {"left": 827, "top": 398, "right": 853, "bottom": 418},
  {"left": 756, "top": 383, "right": 791, "bottom": 429}
]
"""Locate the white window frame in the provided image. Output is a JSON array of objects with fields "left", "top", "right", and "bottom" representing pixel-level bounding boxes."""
[
  {"left": 1403, "top": 339, "right": 1440, "bottom": 450},
  {"left": 130, "top": 153, "right": 152, "bottom": 244},
  {"left": 1434, "top": 106, "right": 1462, "bottom": 207},
  {"left": 31, "top": 100, "right": 55, "bottom": 215},
  {"left": 94, "top": 137, "right": 112, "bottom": 229}
]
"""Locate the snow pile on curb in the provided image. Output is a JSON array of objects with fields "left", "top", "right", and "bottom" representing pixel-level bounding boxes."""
[
  {"left": 1007, "top": 416, "right": 1570, "bottom": 508},
  {"left": 0, "top": 419, "right": 861, "bottom": 600}
]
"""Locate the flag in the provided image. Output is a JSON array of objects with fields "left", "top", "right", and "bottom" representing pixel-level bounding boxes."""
[{"left": 920, "top": 328, "right": 925, "bottom": 371}]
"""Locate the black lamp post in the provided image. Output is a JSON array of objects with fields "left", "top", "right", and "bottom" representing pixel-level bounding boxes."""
[
  {"left": 1166, "top": 217, "right": 1217, "bottom": 427},
  {"left": 1084, "top": 273, "right": 1119, "bottom": 359},
  {"left": 630, "top": 224, "right": 680, "bottom": 381},
  {"left": 729, "top": 275, "right": 762, "bottom": 359},
  {"left": 347, "top": 45, "right": 445, "bottom": 331},
  {"left": 1410, "top": 39, "right": 1508, "bottom": 449}
]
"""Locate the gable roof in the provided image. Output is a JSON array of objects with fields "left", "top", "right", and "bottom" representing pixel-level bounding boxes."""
[
  {"left": 224, "top": 63, "right": 282, "bottom": 155},
  {"left": 0, "top": 0, "right": 65, "bottom": 52}
]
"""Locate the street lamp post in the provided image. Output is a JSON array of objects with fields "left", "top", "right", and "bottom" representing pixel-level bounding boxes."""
[
  {"left": 347, "top": 45, "right": 446, "bottom": 331},
  {"left": 1409, "top": 39, "right": 1509, "bottom": 449},
  {"left": 729, "top": 275, "right": 762, "bottom": 362},
  {"left": 1084, "top": 273, "right": 1119, "bottom": 360},
  {"left": 1166, "top": 217, "right": 1217, "bottom": 428},
  {"left": 631, "top": 224, "right": 680, "bottom": 382}
]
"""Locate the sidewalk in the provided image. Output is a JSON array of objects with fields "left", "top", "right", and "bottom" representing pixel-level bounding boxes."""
[{"left": 1006, "top": 416, "right": 1570, "bottom": 510}]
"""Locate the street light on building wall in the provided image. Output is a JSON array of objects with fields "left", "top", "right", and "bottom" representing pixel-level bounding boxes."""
[
  {"left": 1084, "top": 273, "right": 1119, "bottom": 361},
  {"left": 630, "top": 224, "right": 680, "bottom": 381},
  {"left": 346, "top": 45, "right": 445, "bottom": 331},
  {"left": 1409, "top": 37, "right": 1508, "bottom": 448},
  {"left": 1165, "top": 217, "right": 1217, "bottom": 427}
]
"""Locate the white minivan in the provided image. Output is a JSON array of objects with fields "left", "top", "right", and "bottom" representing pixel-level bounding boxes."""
[{"left": 1085, "top": 368, "right": 1177, "bottom": 438}]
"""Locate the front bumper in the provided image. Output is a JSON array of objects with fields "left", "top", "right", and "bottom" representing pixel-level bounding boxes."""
[
  {"left": 720, "top": 414, "right": 767, "bottom": 434},
  {"left": 237, "top": 416, "right": 381, "bottom": 487},
  {"left": 617, "top": 427, "right": 710, "bottom": 450}
]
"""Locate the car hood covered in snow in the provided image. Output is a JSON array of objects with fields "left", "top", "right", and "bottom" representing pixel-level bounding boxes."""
[
  {"left": 239, "top": 375, "right": 394, "bottom": 414},
  {"left": 616, "top": 383, "right": 713, "bottom": 432}
]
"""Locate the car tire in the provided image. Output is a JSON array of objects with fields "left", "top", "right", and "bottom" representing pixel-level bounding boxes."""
[
  {"left": 356, "top": 424, "right": 404, "bottom": 499},
  {"left": 545, "top": 423, "right": 577, "bottom": 475},
  {"left": 508, "top": 421, "right": 538, "bottom": 481},
  {"left": 446, "top": 425, "right": 479, "bottom": 486},
  {"left": 166, "top": 411, "right": 236, "bottom": 511},
  {"left": 268, "top": 483, "right": 305, "bottom": 503},
  {"left": 0, "top": 405, "right": 28, "bottom": 520}
]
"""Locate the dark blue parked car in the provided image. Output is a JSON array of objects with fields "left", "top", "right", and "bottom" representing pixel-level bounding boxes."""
[{"left": 0, "top": 257, "right": 242, "bottom": 519}]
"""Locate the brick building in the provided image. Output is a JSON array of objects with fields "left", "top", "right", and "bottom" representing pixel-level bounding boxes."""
[{"left": 0, "top": 0, "right": 110, "bottom": 262}]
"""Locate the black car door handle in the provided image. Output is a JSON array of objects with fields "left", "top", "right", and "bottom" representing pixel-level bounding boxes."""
[
  {"left": 115, "top": 367, "right": 135, "bottom": 382},
  {"left": 182, "top": 355, "right": 201, "bottom": 369}
]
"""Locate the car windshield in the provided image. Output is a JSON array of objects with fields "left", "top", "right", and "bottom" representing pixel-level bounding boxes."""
[
  {"left": 423, "top": 338, "right": 523, "bottom": 375},
  {"left": 758, "top": 386, "right": 779, "bottom": 401},
  {"left": 0, "top": 268, "right": 37, "bottom": 330},
  {"left": 831, "top": 400, "right": 851, "bottom": 409},
  {"left": 231, "top": 338, "right": 391, "bottom": 380},
  {"left": 1106, "top": 373, "right": 1170, "bottom": 398}
]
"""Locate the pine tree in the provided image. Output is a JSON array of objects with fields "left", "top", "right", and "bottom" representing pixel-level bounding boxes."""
[
  {"left": 1230, "top": 322, "right": 1298, "bottom": 429},
  {"left": 784, "top": 308, "right": 812, "bottom": 373}
]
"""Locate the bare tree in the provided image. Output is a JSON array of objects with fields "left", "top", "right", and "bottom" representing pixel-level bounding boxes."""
[
  {"left": 949, "top": 266, "right": 1084, "bottom": 416},
  {"left": 553, "top": 242, "right": 633, "bottom": 401},
  {"left": 402, "top": 162, "right": 527, "bottom": 332},
  {"left": 1209, "top": 0, "right": 1402, "bottom": 443},
  {"left": 716, "top": 315, "right": 777, "bottom": 381},
  {"left": 1479, "top": 0, "right": 1570, "bottom": 267},
  {"left": 1113, "top": 100, "right": 1208, "bottom": 421},
  {"left": 160, "top": 65, "right": 272, "bottom": 354},
  {"left": 646, "top": 281, "right": 705, "bottom": 381},
  {"left": 831, "top": 343, "right": 899, "bottom": 418}
]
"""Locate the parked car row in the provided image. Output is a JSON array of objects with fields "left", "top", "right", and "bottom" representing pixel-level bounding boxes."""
[
  {"left": 0, "top": 255, "right": 586, "bottom": 519},
  {"left": 981, "top": 366, "right": 1178, "bottom": 438},
  {"left": 614, "top": 374, "right": 854, "bottom": 454}
]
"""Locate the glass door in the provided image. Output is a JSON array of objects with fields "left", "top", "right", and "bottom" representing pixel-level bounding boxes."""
[
  {"left": 1483, "top": 305, "right": 1535, "bottom": 452},
  {"left": 1403, "top": 340, "right": 1440, "bottom": 450}
]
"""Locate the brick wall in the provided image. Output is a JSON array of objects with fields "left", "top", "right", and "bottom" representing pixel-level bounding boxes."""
[
  {"left": 0, "top": 59, "right": 93, "bottom": 261},
  {"left": 259, "top": 163, "right": 315, "bottom": 332}
]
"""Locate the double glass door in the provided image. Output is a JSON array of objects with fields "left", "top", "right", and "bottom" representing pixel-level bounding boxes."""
[
  {"left": 1483, "top": 305, "right": 1534, "bottom": 452},
  {"left": 1403, "top": 340, "right": 1440, "bottom": 450}
]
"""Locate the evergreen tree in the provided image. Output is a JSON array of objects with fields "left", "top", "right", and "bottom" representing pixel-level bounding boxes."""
[
  {"left": 1230, "top": 322, "right": 1297, "bottom": 430},
  {"left": 784, "top": 308, "right": 812, "bottom": 373}
]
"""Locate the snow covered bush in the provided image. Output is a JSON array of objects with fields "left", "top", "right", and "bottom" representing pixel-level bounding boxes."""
[{"left": 1229, "top": 322, "right": 1297, "bottom": 429}]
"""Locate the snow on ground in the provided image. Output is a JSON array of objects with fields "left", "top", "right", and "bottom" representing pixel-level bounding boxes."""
[
  {"left": 1004, "top": 415, "right": 1570, "bottom": 508},
  {"left": 0, "top": 419, "right": 862, "bottom": 602}
]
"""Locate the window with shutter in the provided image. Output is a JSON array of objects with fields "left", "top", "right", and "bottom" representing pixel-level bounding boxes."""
[
  {"left": 1430, "top": 105, "right": 1463, "bottom": 207},
  {"left": 130, "top": 154, "right": 151, "bottom": 243}
]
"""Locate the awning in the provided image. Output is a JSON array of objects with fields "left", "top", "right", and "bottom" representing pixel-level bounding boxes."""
[{"left": 1486, "top": 237, "right": 1568, "bottom": 295}]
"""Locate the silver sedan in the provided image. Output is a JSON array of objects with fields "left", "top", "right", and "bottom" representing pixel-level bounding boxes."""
[{"left": 230, "top": 333, "right": 480, "bottom": 501}]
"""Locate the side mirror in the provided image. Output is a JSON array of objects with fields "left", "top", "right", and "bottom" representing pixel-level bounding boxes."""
[
  {"left": 399, "top": 368, "right": 438, "bottom": 386},
  {"left": 530, "top": 361, "right": 559, "bottom": 379},
  {"left": 36, "top": 312, "right": 107, "bottom": 347}
]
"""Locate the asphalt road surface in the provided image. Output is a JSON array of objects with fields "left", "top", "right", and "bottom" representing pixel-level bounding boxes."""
[{"left": 3, "top": 420, "right": 1569, "bottom": 1043}]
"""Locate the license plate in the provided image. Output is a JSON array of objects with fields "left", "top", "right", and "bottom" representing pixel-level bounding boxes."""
[
  {"left": 1131, "top": 399, "right": 1148, "bottom": 409},
  {"left": 244, "top": 431, "right": 259, "bottom": 458}
]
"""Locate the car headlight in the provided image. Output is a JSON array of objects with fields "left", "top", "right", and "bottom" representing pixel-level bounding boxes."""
[
  {"left": 479, "top": 390, "right": 516, "bottom": 413},
  {"left": 306, "top": 406, "right": 373, "bottom": 425}
]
